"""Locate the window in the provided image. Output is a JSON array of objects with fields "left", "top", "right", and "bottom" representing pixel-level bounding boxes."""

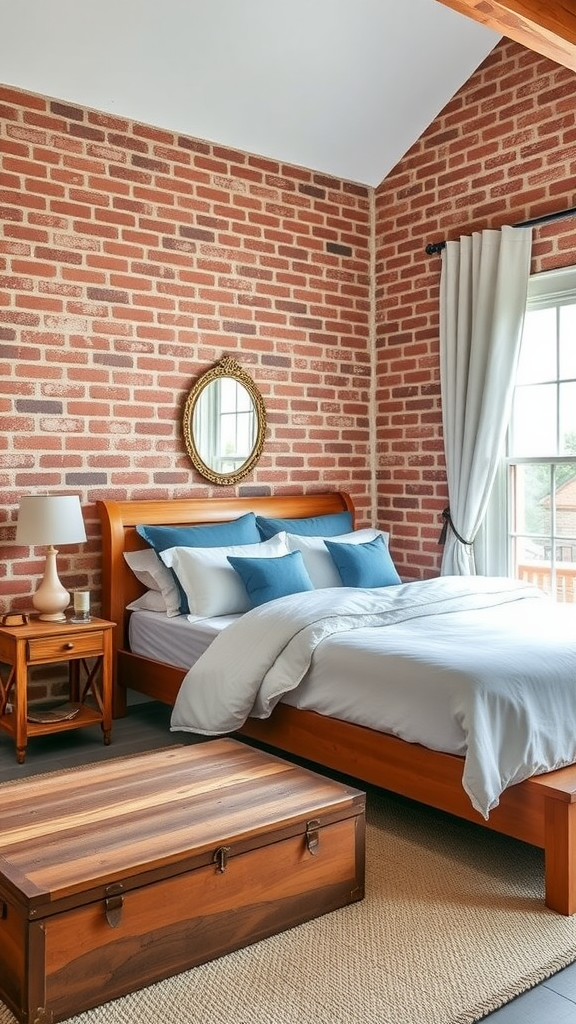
[{"left": 504, "top": 266, "right": 576, "bottom": 602}]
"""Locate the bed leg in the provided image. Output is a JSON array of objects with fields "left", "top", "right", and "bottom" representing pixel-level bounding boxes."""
[
  {"left": 543, "top": 795, "right": 576, "bottom": 915},
  {"left": 113, "top": 684, "right": 127, "bottom": 719}
]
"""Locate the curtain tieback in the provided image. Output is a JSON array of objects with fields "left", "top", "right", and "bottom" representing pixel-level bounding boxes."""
[{"left": 438, "top": 507, "right": 473, "bottom": 547}]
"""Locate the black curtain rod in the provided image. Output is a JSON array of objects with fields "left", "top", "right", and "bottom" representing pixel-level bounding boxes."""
[{"left": 425, "top": 205, "right": 576, "bottom": 256}]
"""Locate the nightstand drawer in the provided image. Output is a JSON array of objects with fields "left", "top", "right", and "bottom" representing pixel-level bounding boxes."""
[{"left": 27, "top": 632, "right": 104, "bottom": 663}]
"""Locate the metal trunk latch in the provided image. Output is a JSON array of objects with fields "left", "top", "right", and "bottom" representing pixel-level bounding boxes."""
[
  {"left": 213, "top": 845, "right": 231, "bottom": 873},
  {"left": 31, "top": 1008, "right": 54, "bottom": 1023},
  {"left": 305, "top": 818, "right": 321, "bottom": 855},
  {"left": 104, "top": 882, "right": 124, "bottom": 928}
]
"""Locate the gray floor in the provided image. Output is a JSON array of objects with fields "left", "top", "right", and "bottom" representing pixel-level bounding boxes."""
[{"left": 1, "top": 700, "right": 576, "bottom": 1023}]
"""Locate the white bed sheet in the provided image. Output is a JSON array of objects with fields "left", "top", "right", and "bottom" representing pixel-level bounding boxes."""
[
  {"left": 128, "top": 610, "right": 239, "bottom": 670},
  {"left": 129, "top": 604, "right": 469, "bottom": 760},
  {"left": 169, "top": 577, "right": 576, "bottom": 818}
]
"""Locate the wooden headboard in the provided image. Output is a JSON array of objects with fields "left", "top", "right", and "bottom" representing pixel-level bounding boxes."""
[{"left": 97, "top": 491, "right": 355, "bottom": 661}]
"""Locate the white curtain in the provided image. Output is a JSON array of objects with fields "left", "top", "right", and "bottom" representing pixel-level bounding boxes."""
[{"left": 439, "top": 225, "right": 532, "bottom": 575}]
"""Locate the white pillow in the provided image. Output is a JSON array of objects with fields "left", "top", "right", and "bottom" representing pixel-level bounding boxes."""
[
  {"left": 124, "top": 549, "right": 181, "bottom": 617},
  {"left": 285, "top": 528, "right": 391, "bottom": 589},
  {"left": 160, "top": 534, "right": 289, "bottom": 617},
  {"left": 126, "top": 590, "right": 169, "bottom": 614}
]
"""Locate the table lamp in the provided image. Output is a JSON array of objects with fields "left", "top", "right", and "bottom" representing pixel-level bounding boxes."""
[{"left": 16, "top": 494, "right": 87, "bottom": 621}]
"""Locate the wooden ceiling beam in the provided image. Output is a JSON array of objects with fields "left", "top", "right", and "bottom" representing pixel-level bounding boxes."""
[{"left": 435, "top": 1, "right": 576, "bottom": 73}]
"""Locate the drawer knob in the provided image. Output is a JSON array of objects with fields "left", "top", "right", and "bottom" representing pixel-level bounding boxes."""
[{"left": 63, "top": 642, "right": 74, "bottom": 651}]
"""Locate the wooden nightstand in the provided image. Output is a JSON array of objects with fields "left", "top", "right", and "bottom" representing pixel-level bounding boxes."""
[{"left": 0, "top": 616, "right": 115, "bottom": 763}]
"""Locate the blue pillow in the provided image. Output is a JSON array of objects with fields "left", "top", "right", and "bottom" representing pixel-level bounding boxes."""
[
  {"left": 227, "top": 550, "right": 314, "bottom": 608},
  {"left": 256, "top": 511, "right": 353, "bottom": 541},
  {"left": 136, "top": 513, "right": 260, "bottom": 613},
  {"left": 324, "top": 534, "right": 401, "bottom": 588},
  {"left": 136, "top": 513, "right": 260, "bottom": 553}
]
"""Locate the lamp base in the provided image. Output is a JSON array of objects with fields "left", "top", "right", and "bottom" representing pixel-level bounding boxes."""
[{"left": 32, "top": 546, "right": 71, "bottom": 622}]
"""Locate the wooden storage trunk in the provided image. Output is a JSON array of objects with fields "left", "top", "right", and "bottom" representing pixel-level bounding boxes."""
[{"left": 0, "top": 738, "right": 365, "bottom": 1024}]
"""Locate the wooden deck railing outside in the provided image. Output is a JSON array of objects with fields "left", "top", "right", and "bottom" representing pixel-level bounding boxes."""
[{"left": 517, "top": 562, "right": 576, "bottom": 603}]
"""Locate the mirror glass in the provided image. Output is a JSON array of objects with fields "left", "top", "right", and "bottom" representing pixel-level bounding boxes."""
[{"left": 182, "top": 357, "right": 267, "bottom": 485}]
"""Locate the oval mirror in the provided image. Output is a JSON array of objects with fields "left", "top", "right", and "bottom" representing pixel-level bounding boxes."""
[{"left": 182, "top": 356, "right": 267, "bottom": 485}]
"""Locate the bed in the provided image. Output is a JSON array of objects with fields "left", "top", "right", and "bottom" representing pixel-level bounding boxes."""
[{"left": 97, "top": 491, "right": 576, "bottom": 915}]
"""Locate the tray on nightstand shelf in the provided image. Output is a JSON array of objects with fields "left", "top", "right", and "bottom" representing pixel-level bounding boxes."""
[{"left": 26, "top": 702, "right": 82, "bottom": 724}]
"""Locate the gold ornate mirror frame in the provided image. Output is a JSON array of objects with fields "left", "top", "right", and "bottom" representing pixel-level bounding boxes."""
[{"left": 182, "top": 356, "right": 267, "bottom": 486}]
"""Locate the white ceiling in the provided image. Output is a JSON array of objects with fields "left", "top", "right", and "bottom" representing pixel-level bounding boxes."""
[{"left": 0, "top": 0, "right": 500, "bottom": 186}]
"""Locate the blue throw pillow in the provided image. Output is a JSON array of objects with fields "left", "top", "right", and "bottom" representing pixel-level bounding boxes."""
[
  {"left": 136, "top": 513, "right": 260, "bottom": 613},
  {"left": 227, "top": 550, "right": 314, "bottom": 608},
  {"left": 136, "top": 513, "right": 260, "bottom": 553},
  {"left": 256, "top": 511, "right": 353, "bottom": 540},
  {"left": 324, "top": 534, "right": 401, "bottom": 588}
]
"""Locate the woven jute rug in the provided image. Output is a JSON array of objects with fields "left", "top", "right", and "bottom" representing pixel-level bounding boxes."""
[{"left": 2, "top": 786, "right": 576, "bottom": 1024}]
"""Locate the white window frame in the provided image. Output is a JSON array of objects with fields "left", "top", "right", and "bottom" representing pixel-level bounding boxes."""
[{"left": 475, "top": 264, "right": 576, "bottom": 583}]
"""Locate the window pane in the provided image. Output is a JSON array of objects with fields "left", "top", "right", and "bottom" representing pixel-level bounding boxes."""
[
  {"left": 510, "top": 384, "right": 557, "bottom": 456},
  {"left": 219, "top": 415, "right": 238, "bottom": 455},
  {"left": 511, "top": 462, "right": 576, "bottom": 601},
  {"left": 555, "top": 536, "right": 576, "bottom": 557},
  {"left": 220, "top": 377, "right": 238, "bottom": 411},
  {"left": 235, "top": 382, "right": 253, "bottom": 412},
  {"left": 512, "top": 533, "right": 553, "bottom": 598},
  {"left": 559, "top": 304, "right": 576, "bottom": 379},
  {"left": 235, "top": 411, "right": 254, "bottom": 453},
  {"left": 511, "top": 463, "right": 551, "bottom": 537},
  {"left": 516, "top": 308, "right": 557, "bottom": 383},
  {"left": 559, "top": 382, "right": 576, "bottom": 455},
  {"left": 513, "top": 535, "right": 548, "bottom": 569},
  {"left": 556, "top": 466, "right": 576, "bottom": 541}
]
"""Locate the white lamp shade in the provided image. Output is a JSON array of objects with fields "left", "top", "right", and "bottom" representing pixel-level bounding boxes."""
[{"left": 16, "top": 495, "right": 87, "bottom": 547}]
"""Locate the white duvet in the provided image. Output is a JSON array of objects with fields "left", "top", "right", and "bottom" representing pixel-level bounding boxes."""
[{"left": 170, "top": 576, "right": 576, "bottom": 818}]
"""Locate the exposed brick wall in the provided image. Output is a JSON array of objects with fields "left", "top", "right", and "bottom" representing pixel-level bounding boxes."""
[
  {"left": 0, "top": 85, "right": 372, "bottom": 635},
  {"left": 2, "top": 34, "right": 576, "bottom": 658},
  {"left": 375, "top": 39, "right": 576, "bottom": 580}
]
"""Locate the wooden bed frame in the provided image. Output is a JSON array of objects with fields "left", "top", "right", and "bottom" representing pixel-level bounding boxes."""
[{"left": 97, "top": 491, "right": 576, "bottom": 915}]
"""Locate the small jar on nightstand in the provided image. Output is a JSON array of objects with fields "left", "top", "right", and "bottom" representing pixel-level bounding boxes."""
[{"left": 71, "top": 589, "right": 91, "bottom": 623}]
